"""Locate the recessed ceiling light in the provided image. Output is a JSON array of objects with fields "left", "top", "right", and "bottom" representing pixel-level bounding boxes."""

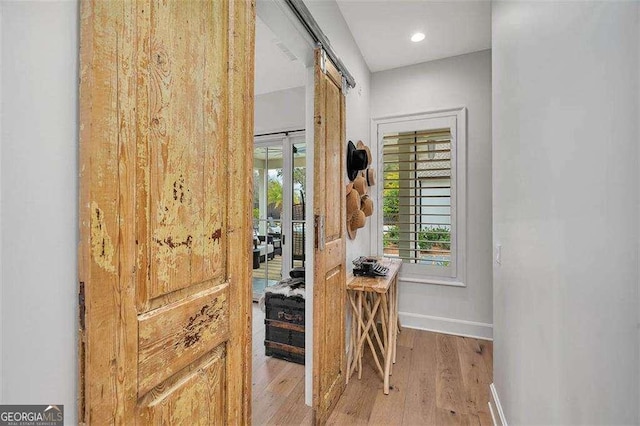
[{"left": 411, "top": 32, "right": 425, "bottom": 43}]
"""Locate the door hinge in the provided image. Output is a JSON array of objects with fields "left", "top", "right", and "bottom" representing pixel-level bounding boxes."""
[
  {"left": 315, "top": 214, "right": 325, "bottom": 251},
  {"left": 79, "top": 281, "right": 86, "bottom": 331}
]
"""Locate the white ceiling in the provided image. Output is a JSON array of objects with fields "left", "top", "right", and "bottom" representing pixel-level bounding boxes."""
[
  {"left": 254, "top": 16, "right": 307, "bottom": 96},
  {"left": 336, "top": 0, "right": 491, "bottom": 72}
]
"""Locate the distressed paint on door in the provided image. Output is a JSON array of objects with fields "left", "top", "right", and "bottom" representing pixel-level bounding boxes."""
[
  {"left": 78, "top": 0, "right": 255, "bottom": 424},
  {"left": 313, "top": 48, "right": 347, "bottom": 425}
]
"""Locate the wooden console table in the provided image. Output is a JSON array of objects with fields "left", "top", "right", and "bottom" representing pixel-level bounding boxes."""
[{"left": 346, "top": 258, "right": 402, "bottom": 395}]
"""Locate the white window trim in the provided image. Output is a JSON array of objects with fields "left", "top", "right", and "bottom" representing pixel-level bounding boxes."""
[{"left": 371, "top": 107, "right": 467, "bottom": 287}]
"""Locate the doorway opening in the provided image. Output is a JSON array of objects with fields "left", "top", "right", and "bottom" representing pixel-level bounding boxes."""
[
  {"left": 251, "top": 1, "right": 355, "bottom": 420},
  {"left": 252, "top": 133, "right": 307, "bottom": 301},
  {"left": 250, "top": 11, "right": 314, "bottom": 424}
]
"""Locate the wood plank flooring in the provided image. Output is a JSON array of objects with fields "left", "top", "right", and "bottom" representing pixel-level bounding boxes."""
[{"left": 251, "top": 304, "right": 493, "bottom": 425}]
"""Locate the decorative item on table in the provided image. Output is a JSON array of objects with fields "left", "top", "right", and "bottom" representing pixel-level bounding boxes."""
[
  {"left": 346, "top": 140, "right": 369, "bottom": 182},
  {"left": 352, "top": 256, "right": 389, "bottom": 277}
]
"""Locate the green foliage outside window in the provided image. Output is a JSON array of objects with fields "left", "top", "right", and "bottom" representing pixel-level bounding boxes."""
[
  {"left": 417, "top": 227, "right": 451, "bottom": 250},
  {"left": 267, "top": 178, "right": 283, "bottom": 211},
  {"left": 382, "top": 225, "right": 398, "bottom": 248},
  {"left": 383, "top": 225, "right": 450, "bottom": 250},
  {"left": 383, "top": 163, "right": 399, "bottom": 223}
]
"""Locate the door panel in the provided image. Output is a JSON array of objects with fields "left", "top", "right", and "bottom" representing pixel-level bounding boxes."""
[
  {"left": 137, "top": 284, "right": 230, "bottom": 396},
  {"left": 146, "top": 0, "right": 208, "bottom": 299},
  {"left": 139, "top": 346, "right": 227, "bottom": 425},
  {"left": 79, "top": 1, "right": 255, "bottom": 424},
  {"left": 324, "top": 81, "right": 342, "bottom": 240},
  {"left": 313, "top": 49, "right": 347, "bottom": 425}
]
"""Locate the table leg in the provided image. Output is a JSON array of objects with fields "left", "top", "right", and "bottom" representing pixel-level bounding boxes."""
[
  {"left": 346, "top": 291, "right": 356, "bottom": 385},
  {"left": 347, "top": 292, "right": 363, "bottom": 380},
  {"left": 383, "top": 291, "right": 394, "bottom": 395},
  {"left": 388, "top": 287, "right": 395, "bottom": 376},
  {"left": 397, "top": 313, "right": 403, "bottom": 333},
  {"left": 363, "top": 294, "right": 386, "bottom": 376},
  {"left": 380, "top": 293, "right": 388, "bottom": 358},
  {"left": 357, "top": 291, "right": 363, "bottom": 379},
  {"left": 392, "top": 278, "right": 398, "bottom": 364},
  {"left": 358, "top": 295, "right": 384, "bottom": 379}
]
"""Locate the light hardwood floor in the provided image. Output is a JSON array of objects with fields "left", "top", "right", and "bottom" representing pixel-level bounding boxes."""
[{"left": 251, "top": 304, "right": 493, "bottom": 425}]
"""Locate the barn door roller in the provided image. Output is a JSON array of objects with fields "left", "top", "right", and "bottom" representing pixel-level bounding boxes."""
[
  {"left": 284, "top": 0, "right": 356, "bottom": 89},
  {"left": 318, "top": 48, "right": 350, "bottom": 94},
  {"left": 320, "top": 48, "right": 327, "bottom": 74}
]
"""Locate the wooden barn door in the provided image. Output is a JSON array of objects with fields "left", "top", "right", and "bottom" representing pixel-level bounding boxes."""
[
  {"left": 78, "top": 1, "right": 255, "bottom": 424},
  {"left": 313, "top": 48, "right": 347, "bottom": 425}
]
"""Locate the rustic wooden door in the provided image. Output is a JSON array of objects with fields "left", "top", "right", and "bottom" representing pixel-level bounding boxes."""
[
  {"left": 78, "top": 1, "right": 255, "bottom": 424},
  {"left": 313, "top": 48, "right": 347, "bottom": 425}
]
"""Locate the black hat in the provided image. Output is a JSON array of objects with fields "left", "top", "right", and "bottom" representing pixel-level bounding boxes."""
[{"left": 347, "top": 140, "right": 369, "bottom": 181}]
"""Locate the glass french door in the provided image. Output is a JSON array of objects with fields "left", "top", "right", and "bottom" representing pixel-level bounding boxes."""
[{"left": 252, "top": 132, "right": 306, "bottom": 301}]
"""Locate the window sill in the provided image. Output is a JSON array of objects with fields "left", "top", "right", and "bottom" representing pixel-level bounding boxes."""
[{"left": 397, "top": 275, "right": 466, "bottom": 288}]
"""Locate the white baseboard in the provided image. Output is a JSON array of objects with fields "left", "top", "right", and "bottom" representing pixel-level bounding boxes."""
[
  {"left": 489, "top": 383, "right": 507, "bottom": 426},
  {"left": 398, "top": 311, "right": 493, "bottom": 340}
]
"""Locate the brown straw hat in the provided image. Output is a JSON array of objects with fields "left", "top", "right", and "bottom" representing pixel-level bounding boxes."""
[
  {"left": 353, "top": 174, "right": 367, "bottom": 196},
  {"left": 348, "top": 209, "right": 366, "bottom": 239},
  {"left": 361, "top": 195, "right": 373, "bottom": 217},
  {"left": 366, "top": 168, "right": 376, "bottom": 186},
  {"left": 357, "top": 140, "right": 372, "bottom": 166},
  {"left": 346, "top": 185, "right": 361, "bottom": 219}
]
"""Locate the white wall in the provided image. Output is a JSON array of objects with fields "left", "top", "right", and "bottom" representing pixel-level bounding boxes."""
[
  {"left": 254, "top": 86, "right": 306, "bottom": 134},
  {"left": 371, "top": 50, "right": 493, "bottom": 338},
  {"left": 493, "top": 2, "right": 639, "bottom": 424},
  {"left": 305, "top": 0, "right": 372, "bottom": 266},
  {"left": 1, "top": 2, "right": 78, "bottom": 424}
]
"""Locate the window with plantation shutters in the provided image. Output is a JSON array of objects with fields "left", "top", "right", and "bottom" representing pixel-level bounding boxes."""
[{"left": 375, "top": 110, "right": 466, "bottom": 285}]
